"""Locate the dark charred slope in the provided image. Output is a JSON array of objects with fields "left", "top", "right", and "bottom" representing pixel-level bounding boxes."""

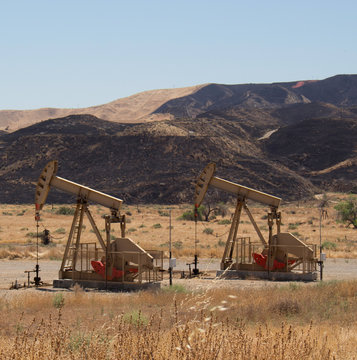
[
  {"left": 153, "top": 75, "right": 357, "bottom": 120},
  {"left": 154, "top": 82, "right": 308, "bottom": 118},
  {"left": 0, "top": 114, "right": 316, "bottom": 204},
  {"left": 289, "top": 74, "right": 357, "bottom": 106},
  {"left": 264, "top": 117, "right": 357, "bottom": 192}
]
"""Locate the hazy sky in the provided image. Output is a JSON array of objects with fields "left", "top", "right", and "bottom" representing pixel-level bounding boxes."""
[{"left": 1, "top": 0, "right": 356, "bottom": 109}]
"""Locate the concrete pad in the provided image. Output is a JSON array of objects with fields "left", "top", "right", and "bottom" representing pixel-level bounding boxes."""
[
  {"left": 216, "top": 270, "right": 318, "bottom": 282},
  {"left": 53, "top": 279, "right": 160, "bottom": 291}
]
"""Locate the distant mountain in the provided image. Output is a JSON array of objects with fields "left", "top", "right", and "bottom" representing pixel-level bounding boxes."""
[
  {"left": 1, "top": 74, "right": 357, "bottom": 132},
  {"left": 0, "top": 85, "right": 205, "bottom": 131},
  {"left": 153, "top": 75, "right": 357, "bottom": 118}
]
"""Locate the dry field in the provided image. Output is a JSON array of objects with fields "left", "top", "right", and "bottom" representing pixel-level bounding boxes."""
[
  {"left": 0, "top": 193, "right": 356, "bottom": 261},
  {"left": 0, "top": 195, "right": 357, "bottom": 359},
  {"left": 0, "top": 280, "right": 356, "bottom": 359}
]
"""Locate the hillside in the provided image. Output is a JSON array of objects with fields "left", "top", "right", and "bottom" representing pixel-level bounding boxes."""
[
  {"left": 0, "top": 114, "right": 319, "bottom": 204},
  {"left": 264, "top": 117, "right": 357, "bottom": 192},
  {"left": 2, "top": 74, "right": 357, "bottom": 133},
  {"left": 1, "top": 74, "right": 357, "bottom": 204},
  {"left": 0, "top": 85, "right": 205, "bottom": 132}
]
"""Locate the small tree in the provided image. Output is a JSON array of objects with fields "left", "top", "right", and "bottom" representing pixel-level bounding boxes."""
[
  {"left": 334, "top": 196, "right": 357, "bottom": 229},
  {"left": 200, "top": 202, "right": 229, "bottom": 222}
]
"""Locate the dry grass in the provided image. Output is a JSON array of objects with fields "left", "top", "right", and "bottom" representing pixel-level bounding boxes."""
[
  {"left": 0, "top": 194, "right": 356, "bottom": 261},
  {"left": 0, "top": 280, "right": 357, "bottom": 359},
  {"left": 1, "top": 196, "right": 356, "bottom": 358}
]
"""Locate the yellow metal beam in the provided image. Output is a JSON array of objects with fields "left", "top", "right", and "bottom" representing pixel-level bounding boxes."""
[
  {"left": 194, "top": 163, "right": 281, "bottom": 208},
  {"left": 35, "top": 160, "right": 122, "bottom": 212}
]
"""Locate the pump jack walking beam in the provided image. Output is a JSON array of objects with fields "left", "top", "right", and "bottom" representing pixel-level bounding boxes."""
[{"left": 35, "top": 160, "right": 123, "bottom": 215}]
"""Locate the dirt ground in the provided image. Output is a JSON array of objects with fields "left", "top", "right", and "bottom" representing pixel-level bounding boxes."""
[{"left": 1, "top": 257, "right": 357, "bottom": 293}]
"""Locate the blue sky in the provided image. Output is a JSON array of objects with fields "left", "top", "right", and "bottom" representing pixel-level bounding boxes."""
[{"left": 1, "top": 0, "right": 356, "bottom": 109}]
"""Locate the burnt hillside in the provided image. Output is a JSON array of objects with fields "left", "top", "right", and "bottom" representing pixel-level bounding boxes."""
[{"left": 0, "top": 114, "right": 317, "bottom": 204}]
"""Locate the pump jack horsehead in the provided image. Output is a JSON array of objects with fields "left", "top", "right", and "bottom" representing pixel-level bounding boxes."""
[
  {"left": 195, "top": 163, "right": 318, "bottom": 279},
  {"left": 35, "top": 161, "right": 162, "bottom": 287}
]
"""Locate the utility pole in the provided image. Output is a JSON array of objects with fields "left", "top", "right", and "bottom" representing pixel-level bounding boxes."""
[{"left": 169, "top": 208, "right": 172, "bottom": 286}]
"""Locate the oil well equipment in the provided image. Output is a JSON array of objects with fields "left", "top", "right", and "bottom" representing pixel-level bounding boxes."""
[
  {"left": 195, "top": 163, "right": 318, "bottom": 281},
  {"left": 35, "top": 160, "right": 163, "bottom": 290}
]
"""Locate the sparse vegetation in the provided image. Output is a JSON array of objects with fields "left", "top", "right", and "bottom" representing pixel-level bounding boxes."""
[
  {"left": 158, "top": 209, "right": 169, "bottom": 217},
  {"left": 0, "top": 198, "right": 356, "bottom": 259},
  {"left": 0, "top": 281, "right": 356, "bottom": 358},
  {"left": 322, "top": 241, "right": 337, "bottom": 250},
  {"left": 218, "top": 219, "right": 231, "bottom": 225},
  {"left": 55, "top": 206, "right": 75, "bottom": 215},
  {"left": 173, "top": 240, "right": 183, "bottom": 249},
  {"left": 217, "top": 239, "right": 225, "bottom": 247},
  {"left": 152, "top": 223, "right": 162, "bottom": 229},
  {"left": 203, "top": 227, "right": 214, "bottom": 235},
  {"left": 25, "top": 232, "right": 38, "bottom": 238}
]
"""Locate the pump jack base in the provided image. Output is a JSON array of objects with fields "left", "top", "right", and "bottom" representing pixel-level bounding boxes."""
[
  {"left": 216, "top": 270, "right": 317, "bottom": 282},
  {"left": 53, "top": 279, "right": 161, "bottom": 292}
]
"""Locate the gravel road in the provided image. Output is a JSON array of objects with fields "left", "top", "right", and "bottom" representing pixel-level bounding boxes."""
[{"left": 1, "top": 258, "right": 357, "bottom": 290}]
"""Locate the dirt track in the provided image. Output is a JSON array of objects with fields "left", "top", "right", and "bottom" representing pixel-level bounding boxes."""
[{"left": 1, "top": 258, "right": 357, "bottom": 291}]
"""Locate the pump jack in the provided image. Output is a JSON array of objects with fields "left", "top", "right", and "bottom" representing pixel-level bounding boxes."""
[
  {"left": 35, "top": 161, "right": 163, "bottom": 289},
  {"left": 195, "top": 163, "right": 318, "bottom": 281}
]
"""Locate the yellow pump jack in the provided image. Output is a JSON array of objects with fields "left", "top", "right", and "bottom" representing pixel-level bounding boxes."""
[{"left": 195, "top": 163, "right": 318, "bottom": 281}]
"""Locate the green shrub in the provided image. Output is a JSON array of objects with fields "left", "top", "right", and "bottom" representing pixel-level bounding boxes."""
[
  {"left": 322, "top": 241, "right": 337, "bottom": 250},
  {"left": 53, "top": 293, "right": 64, "bottom": 309},
  {"left": 55, "top": 228, "right": 66, "bottom": 234},
  {"left": 26, "top": 232, "right": 38, "bottom": 238},
  {"left": 128, "top": 227, "right": 137, "bottom": 232},
  {"left": 123, "top": 310, "right": 148, "bottom": 327},
  {"left": 153, "top": 223, "right": 162, "bottom": 229},
  {"left": 56, "top": 206, "right": 75, "bottom": 215},
  {"left": 173, "top": 241, "right": 183, "bottom": 249},
  {"left": 158, "top": 210, "right": 169, "bottom": 217},
  {"left": 162, "top": 284, "right": 187, "bottom": 293},
  {"left": 203, "top": 227, "right": 214, "bottom": 235},
  {"left": 217, "top": 239, "right": 225, "bottom": 247},
  {"left": 218, "top": 219, "right": 231, "bottom": 225},
  {"left": 179, "top": 205, "right": 204, "bottom": 221}
]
